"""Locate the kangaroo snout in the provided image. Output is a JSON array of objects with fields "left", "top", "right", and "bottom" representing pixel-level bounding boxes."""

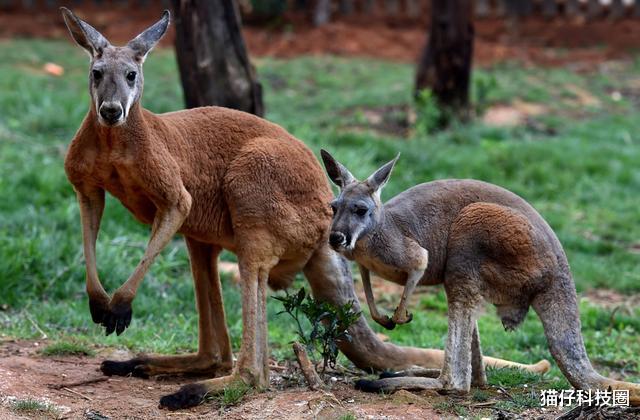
[
  {"left": 329, "top": 231, "right": 349, "bottom": 249},
  {"left": 99, "top": 102, "right": 124, "bottom": 125}
]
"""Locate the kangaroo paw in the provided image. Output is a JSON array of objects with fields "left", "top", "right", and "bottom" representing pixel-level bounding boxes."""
[
  {"left": 373, "top": 314, "right": 396, "bottom": 330},
  {"left": 101, "top": 302, "right": 133, "bottom": 336},
  {"left": 88, "top": 297, "right": 110, "bottom": 325},
  {"left": 101, "top": 357, "right": 147, "bottom": 377},
  {"left": 391, "top": 309, "right": 413, "bottom": 325},
  {"left": 159, "top": 383, "right": 208, "bottom": 410}
]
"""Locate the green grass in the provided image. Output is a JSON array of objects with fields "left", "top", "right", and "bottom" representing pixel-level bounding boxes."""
[
  {"left": 434, "top": 400, "right": 468, "bottom": 417},
  {"left": 218, "top": 381, "right": 252, "bottom": 408},
  {"left": 39, "top": 339, "right": 95, "bottom": 357},
  {"left": 0, "top": 38, "right": 639, "bottom": 404},
  {"left": 11, "top": 398, "right": 59, "bottom": 418}
]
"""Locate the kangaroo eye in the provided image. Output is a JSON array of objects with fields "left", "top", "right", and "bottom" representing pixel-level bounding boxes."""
[
  {"left": 92, "top": 69, "right": 102, "bottom": 81},
  {"left": 355, "top": 208, "right": 367, "bottom": 217},
  {"left": 126, "top": 71, "right": 137, "bottom": 82},
  {"left": 330, "top": 204, "right": 337, "bottom": 214}
]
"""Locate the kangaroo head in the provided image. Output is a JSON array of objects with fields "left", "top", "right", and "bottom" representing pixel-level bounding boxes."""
[
  {"left": 320, "top": 149, "right": 399, "bottom": 252},
  {"left": 61, "top": 8, "right": 169, "bottom": 127}
]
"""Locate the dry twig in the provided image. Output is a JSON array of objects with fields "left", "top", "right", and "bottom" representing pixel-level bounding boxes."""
[
  {"left": 293, "top": 342, "right": 324, "bottom": 391},
  {"left": 48, "top": 376, "right": 107, "bottom": 390}
]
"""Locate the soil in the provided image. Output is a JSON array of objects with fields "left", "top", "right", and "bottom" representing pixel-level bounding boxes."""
[
  {"left": 0, "top": 339, "right": 446, "bottom": 419},
  {"left": 1, "top": 7, "right": 640, "bottom": 68}
]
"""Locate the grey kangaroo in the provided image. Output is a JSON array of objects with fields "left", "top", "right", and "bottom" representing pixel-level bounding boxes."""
[{"left": 320, "top": 150, "right": 640, "bottom": 404}]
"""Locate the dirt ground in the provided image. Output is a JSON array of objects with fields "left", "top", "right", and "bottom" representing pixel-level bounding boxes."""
[
  {"left": 3, "top": 276, "right": 636, "bottom": 420},
  {"left": 2, "top": 7, "right": 640, "bottom": 67},
  {"left": 0, "top": 339, "right": 448, "bottom": 419}
]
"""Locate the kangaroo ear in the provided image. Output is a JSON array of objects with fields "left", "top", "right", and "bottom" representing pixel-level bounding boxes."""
[
  {"left": 61, "top": 7, "right": 110, "bottom": 58},
  {"left": 320, "top": 149, "right": 356, "bottom": 189},
  {"left": 366, "top": 153, "right": 400, "bottom": 193},
  {"left": 127, "top": 10, "right": 170, "bottom": 62}
]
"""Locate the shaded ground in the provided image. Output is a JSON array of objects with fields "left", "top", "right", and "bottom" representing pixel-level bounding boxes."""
[{"left": 2, "top": 7, "right": 640, "bottom": 67}]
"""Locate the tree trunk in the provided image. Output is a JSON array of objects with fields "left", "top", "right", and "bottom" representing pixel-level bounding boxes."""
[
  {"left": 313, "top": 0, "right": 332, "bottom": 26},
  {"left": 415, "top": 0, "right": 473, "bottom": 121},
  {"left": 172, "top": 0, "right": 264, "bottom": 116}
]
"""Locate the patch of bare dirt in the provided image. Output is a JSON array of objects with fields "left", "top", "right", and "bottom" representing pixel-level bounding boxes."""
[
  {"left": 482, "top": 100, "right": 548, "bottom": 127},
  {"left": 340, "top": 105, "right": 415, "bottom": 137},
  {"left": 582, "top": 289, "right": 640, "bottom": 309},
  {"left": 0, "top": 339, "right": 444, "bottom": 419}
]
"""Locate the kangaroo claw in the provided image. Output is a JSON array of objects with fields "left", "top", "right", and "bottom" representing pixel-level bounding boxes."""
[
  {"left": 101, "top": 301, "right": 133, "bottom": 336},
  {"left": 391, "top": 309, "right": 413, "bottom": 325},
  {"left": 373, "top": 315, "right": 396, "bottom": 330},
  {"left": 88, "top": 296, "right": 110, "bottom": 325}
]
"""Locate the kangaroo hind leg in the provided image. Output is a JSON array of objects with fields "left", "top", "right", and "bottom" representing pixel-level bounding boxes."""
[
  {"left": 159, "top": 233, "right": 279, "bottom": 409},
  {"left": 533, "top": 270, "right": 640, "bottom": 405},
  {"left": 101, "top": 238, "right": 232, "bottom": 378}
]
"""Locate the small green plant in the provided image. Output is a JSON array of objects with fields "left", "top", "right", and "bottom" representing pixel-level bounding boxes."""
[
  {"left": 338, "top": 414, "right": 357, "bottom": 420},
  {"left": 220, "top": 381, "right": 251, "bottom": 408},
  {"left": 11, "top": 398, "right": 59, "bottom": 417},
  {"left": 472, "top": 71, "right": 499, "bottom": 116},
  {"left": 434, "top": 400, "right": 468, "bottom": 417},
  {"left": 273, "top": 288, "right": 361, "bottom": 372},
  {"left": 40, "top": 340, "right": 95, "bottom": 357},
  {"left": 414, "top": 89, "right": 443, "bottom": 135},
  {"left": 472, "top": 388, "right": 491, "bottom": 402},
  {"left": 487, "top": 367, "right": 545, "bottom": 388},
  {"left": 495, "top": 391, "right": 540, "bottom": 411},
  {"left": 205, "top": 380, "right": 251, "bottom": 409}
]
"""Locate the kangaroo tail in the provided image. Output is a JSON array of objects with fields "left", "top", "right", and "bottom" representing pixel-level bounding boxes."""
[{"left": 532, "top": 265, "right": 640, "bottom": 406}]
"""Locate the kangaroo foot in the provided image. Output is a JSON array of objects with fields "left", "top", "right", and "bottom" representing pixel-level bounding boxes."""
[
  {"left": 101, "top": 357, "right": 149, "bottom": 378},
  {"left": 159, "top": 383, "right": 210, "bottom": 410},
  {"left": 379, "top": 368, "right": 441, "bottom": 379},
  {"left": 356, "top": 376, "right": 442, "bottom": 393},
  {"left": 391, "top": 307, "right": 413, "bottom": 325},
  {"left": 159, "top": 375, "right": 246, "bottom": 410},
  {"left": 101, "top": 354, "right": 231, "bottom": 378}
]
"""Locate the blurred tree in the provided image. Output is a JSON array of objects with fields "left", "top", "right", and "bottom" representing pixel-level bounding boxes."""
[
  {"left": 415, "top": 0, "right": 473, "bottom": 122},
  {"left": 172, "top": 0, "right": 264, "bottom": 116}
]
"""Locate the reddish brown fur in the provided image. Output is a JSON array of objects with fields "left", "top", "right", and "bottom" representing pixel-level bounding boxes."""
[{"left": 67, "top": 104, "right": 331, "bottom": 258}]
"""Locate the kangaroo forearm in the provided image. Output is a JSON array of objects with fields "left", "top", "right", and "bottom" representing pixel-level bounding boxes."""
[
  {"left": 76, "top": 188, "right": 107, "bottom": 298},
  {"left": 359, "top": 265, "right": 382, "bottom": 319},
  {"left": 115, "top": 203, "right": 189, "bottom": 300},
  {"left": 304, "top": 248, "right": 444, "bottom": 371}
]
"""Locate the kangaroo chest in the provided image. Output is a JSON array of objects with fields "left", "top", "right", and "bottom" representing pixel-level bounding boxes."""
[
  {"left": 352, "top": 233, "right": 439, "bottom": 286},
  {"left": 92, "top": 155, "right": 157, "bottom": 225},
  {"left": 353, "top": 248, "right": 409, "bottom": 285}
]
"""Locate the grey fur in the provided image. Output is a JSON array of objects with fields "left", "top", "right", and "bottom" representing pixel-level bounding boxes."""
[
  {"left": 61, "top": 8, "right": 169, "bottom": 127},
  {"left": 320, "top": 150, "right": 640, "bottom": 402}
]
